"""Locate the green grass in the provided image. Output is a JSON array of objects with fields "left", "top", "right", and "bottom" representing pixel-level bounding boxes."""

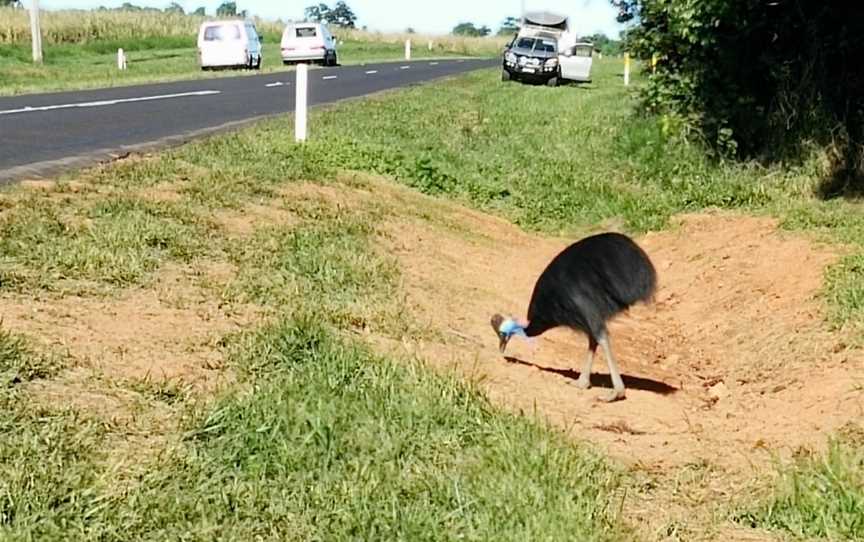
[
  {"left": 738, "top": 435, "right": 864, "bottom": 540},
  {"left": 27, "top": 318, "right": 621, "bottom": 541},
  {"left": 0, "top": 326, "right": 62, "bottom": 386},
  {"left": 224, "top": 215, "right": 403, "bottom": 332},
  {"left": 0, "top": 193, "right": 208, "bottom": 293}
]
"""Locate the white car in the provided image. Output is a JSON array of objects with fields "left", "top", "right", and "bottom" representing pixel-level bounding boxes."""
[
  {"left": 280, "top": 22, "right": 338, "bottom": 66},
  {"left": 197, "top": 20, "right": 262, "bottom": 70}
]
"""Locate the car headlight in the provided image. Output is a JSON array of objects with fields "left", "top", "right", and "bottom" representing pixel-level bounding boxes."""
[
  {"left": 545, "top": 58, "right": 558, "bottom": 67},
  {"left": 505, "top": 52, "right": 517, "bottom": 63}
]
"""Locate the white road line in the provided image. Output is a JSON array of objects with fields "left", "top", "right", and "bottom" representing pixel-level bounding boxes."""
[
  {"left": 0, "top": 90, "right": 221, "bottom": 116},
  {"left": 365, "top": 70, "right": 378, "bottom": 74},
  {"left": 322, "top": 75, "right": 338, "bottom": 80},
  {"left": 265, "top": 82, "right": 284, "bottom": 87},
  {"left": 400, "top": 65, "right": 411, "bottom": 70},
  {"left": 429, "top": 62, "right": 439, "bottom": 65}
]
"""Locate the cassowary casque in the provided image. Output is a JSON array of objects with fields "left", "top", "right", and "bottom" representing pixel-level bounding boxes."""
[{"left": 491, "top": 232, "right": 657, "bottom": 402}]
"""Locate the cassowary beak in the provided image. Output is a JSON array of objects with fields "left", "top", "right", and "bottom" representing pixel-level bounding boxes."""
[{"left": 498, "top": 333, "right": 510, "bottom": 353}]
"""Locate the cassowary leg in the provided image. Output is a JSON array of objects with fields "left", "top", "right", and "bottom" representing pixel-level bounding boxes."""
[
  {"left": 598, "top": 334, "right": 626, "bottom": 402},
  {"left": 575, "top": 337, "right": 598, "bottom": 390}
]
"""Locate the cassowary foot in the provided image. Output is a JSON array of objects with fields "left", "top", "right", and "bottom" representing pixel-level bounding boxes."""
[
  {"left": 597, "top": 388, "right": 626, "bottom": 403},
  {"left": 574, "top": 375, "right": 591, "bottom": 390}
]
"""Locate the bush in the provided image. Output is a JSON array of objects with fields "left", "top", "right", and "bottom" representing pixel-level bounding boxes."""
[{"left": 614, "top": 0, "right": 864, "bottom": 183}]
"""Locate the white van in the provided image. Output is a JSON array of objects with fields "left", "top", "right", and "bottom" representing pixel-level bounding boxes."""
[
  {"left": 280, "top": 22, "right": 338, "bottom": 66},
  {"left": 197, "top": 20, "right": 262, "bottom": 70}
]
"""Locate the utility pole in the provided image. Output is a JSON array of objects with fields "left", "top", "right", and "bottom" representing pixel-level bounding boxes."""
[{"left": 29, "top": 0, "right": 43, "bottom": 64}]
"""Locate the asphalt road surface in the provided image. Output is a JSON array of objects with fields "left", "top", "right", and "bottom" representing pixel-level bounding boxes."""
[{"left": 0, "top": 58, "right": 496, "bottom": 183}]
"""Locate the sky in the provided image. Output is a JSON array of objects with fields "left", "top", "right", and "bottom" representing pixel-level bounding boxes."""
[{"left": 29, "top": 0, "right": 626, "bottom": 37}]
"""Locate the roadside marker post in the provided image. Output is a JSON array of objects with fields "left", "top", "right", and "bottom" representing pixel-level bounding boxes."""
[
  {"left": 295, "top": 63, "right": 308, "bottom": 142},
  {"left": 405, "top": 39, "right": 411, "bottom": 60},
  {"left": 624, "top": 53, "right": 630, "bottom": 86},
  {"left": 29, "top": 0, "right": 43, "bottom": 64},
  {"left": 117, "top": 48, "right": 127, "bottom": 70},
  {"left": 651, "top": 52, "right": 658, "bottom": 73}
]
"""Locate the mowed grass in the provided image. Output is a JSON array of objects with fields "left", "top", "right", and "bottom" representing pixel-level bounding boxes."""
[
  {"left": 0, "top": 66, "right": 631, "bottom": 539},
  {"left": 2, "top": 57, "right": 864, "bottom": 540},
  {"left": 0, "top": 317, "right": 626, "bottom": 540},
  {"left": 737, "top": 434, "right": 864, "bottom": 540}
]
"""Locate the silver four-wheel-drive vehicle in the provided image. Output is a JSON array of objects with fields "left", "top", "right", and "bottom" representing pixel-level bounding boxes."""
[
  {"left": 502, "top": 35, "right": 561, "bottom": 86},
  {"left": 501, "top": 11, "right": 594, "bottom": 87}
]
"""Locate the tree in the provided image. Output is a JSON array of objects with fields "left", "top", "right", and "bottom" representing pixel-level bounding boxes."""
[
  {"left": 216, "top": 1, "right": 237, "bottom": 16},
  {"left": 192, "top": 6, "right": 206, "bottom": 16},
  {"left": 165, "top": 2, "right": 184, "bottom": 14},
  {"left": 452, "top": 22, "right": 489, "bottom": 37},
  {"left": 405, "top": 27, "right": 416, "bottom": 34},
  {"left": 304, "top": 3, "right": 330, "bottom": 22},
  {"left": 328, "top": 1, "right": 357, "bottom": 28},
  {"left": 497, "top": 16, "right": 519, "bottom": 36},
  {"left": 305, "top": 2, "right": 357, "bottom": 28},
  {"left": 586, "top": 32, "right": 621, "bottom": 56},
  {"left": 0, "top": 0, "right": 22, "bottom": 7}
]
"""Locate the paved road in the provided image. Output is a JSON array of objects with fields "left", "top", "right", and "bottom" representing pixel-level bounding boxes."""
[{"left": 0, "top": 58, "right": 496, "bottom": 183}]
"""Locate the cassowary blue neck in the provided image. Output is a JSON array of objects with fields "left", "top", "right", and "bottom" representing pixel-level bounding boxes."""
[{"left": 499, "top": 318, "right": 526, "bottom": 338}]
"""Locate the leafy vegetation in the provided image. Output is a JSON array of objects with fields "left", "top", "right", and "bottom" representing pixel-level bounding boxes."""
[
  {"left": 304, "top": 1, "right": 358, "bottom": 28},
  {"left": 613, "top": 0, "right": 864, "bottom": 193}
]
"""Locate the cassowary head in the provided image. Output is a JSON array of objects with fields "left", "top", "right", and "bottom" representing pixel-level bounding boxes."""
[{"left": 490, "top": 313, "right": 526, "bottom": 353}]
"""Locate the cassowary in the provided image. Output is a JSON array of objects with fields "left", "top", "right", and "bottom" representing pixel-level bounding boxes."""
[{"left": 491, "top": 232, "right": 657, "bottom": 402}]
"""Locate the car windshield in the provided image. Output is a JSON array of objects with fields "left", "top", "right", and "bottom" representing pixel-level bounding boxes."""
[
  {"left": 204, "top": 24, "right": 241, "bottom": 41},
  {"left": 514, "top": 37, "right": 556, "bottom": 54}
]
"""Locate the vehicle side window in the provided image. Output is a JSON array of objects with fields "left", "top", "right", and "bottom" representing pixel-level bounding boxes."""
[{"left": 575, "top": 46, "right": 592, "bottom": 57}]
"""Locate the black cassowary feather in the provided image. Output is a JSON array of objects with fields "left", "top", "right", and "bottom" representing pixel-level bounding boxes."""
[
  {"left": 491, "top": 232, "right": 657, "bottom": 402},
  {"left": 524, "top": 232, "right": 656, "bottom": 340}
]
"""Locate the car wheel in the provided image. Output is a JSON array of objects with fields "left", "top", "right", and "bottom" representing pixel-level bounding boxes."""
[
  {"left": 546, "top": 76, "right": 559, "bottom": 87},
  {"left": 501, "top": 69, "right": 511, "bottom": 82},
  {"left": 254, "top": 55, "right": 262, "bottom": 70}
]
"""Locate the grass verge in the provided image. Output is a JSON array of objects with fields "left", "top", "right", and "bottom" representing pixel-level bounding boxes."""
[
  {"left": 2, "top": 57, "right": 864, "bottom": 540},
  {"left": 737, "top": 432, "right": 864, "bottom": 540},
  {"left": 47, "top": 318, "right": 624, "bottom": 541}
]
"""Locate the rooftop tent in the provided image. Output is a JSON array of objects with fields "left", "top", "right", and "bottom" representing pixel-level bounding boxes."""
[{"left": 521, "top": 11, "right": 569, "bottom": 32}]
